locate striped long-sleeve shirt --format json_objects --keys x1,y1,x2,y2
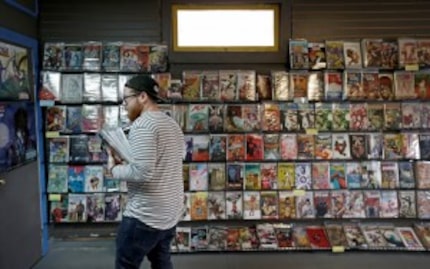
[{"x1": 112, "y1": 111, "x2": 184, "y2": 230}]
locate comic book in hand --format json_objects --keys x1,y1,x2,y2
[{"x1": 99, "y1": 127, "x2": 134, "y2": 164}]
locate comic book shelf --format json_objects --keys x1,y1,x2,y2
[{"x1": 39, "y1": 39, "x2": 430, "y2": 253}]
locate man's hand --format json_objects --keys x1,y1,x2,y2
[{"x1": 106, "y1": 147, "x2": 125, "y2": 175}]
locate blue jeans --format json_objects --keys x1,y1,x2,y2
[{"x1": 115, "y1": 216, "x2": 176, "y2": 269}]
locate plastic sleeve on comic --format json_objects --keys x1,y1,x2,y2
[
  {"x1": 82, "y1": 41, "x2": 102, "y2": 71},
  {"x1": 60, "y1": 74, "x2": 83, "y2": 103},
  {"x1": 101, "y1": 74, "x2": 119, "y2": 102},
  {"x1": 343, "y1": 41, "x2": 363, "y2": 69},
  {"x1": 83, "y1": 73, "x2": 102, "y2": 102},
  {"x1": 62, "y1": 43, "x2": 83, "y2": 71},
  {"x1": 43, "y1": 42, "x2": 64, "y2": 70},
  {"x1": 271, "y1": 70, "x2": 290, "y2": 101},
  {"x1": 40, "y1": 71, "x2": 62, "y2": 101}
]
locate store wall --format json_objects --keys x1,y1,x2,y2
[{"x1": 0, "y1": 2, "x2": 43, "y2": 269}]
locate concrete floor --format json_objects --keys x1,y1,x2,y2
[{"x1": 32, "y1": 239, "x2": 430, "y2": 269}]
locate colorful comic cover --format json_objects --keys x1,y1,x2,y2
[
  {"x1": 289, "y1": 39, "x2": 309, "y2": 69},
  {"x1": 67, "y1": 194, "x2": 87, "y2": 222},
  {"x1": 271, "y1": 70, "x2": 290, "y2": 101},
  {"x1": 361, "y1": 38, "x2": 382, "y2": 68},
  {"x1": 330, "y1": 162, "x2": 347, "y2": 190},
  {"x1": 244, "y1": 192, "x2": 261, "y2": 219},
  {"x1": 237, "y1": 70, "x2": 256, "y2": 101},
  {"x1": 414, "y1": 223, "x2": 430, "y2": 249},
  {"x1": 394, "y1": 71, "x2": 416, "y2": 100},
  {"x1": 86, "y1": 194, "x2": 105, "y2": 222},
  {"x1": 402, "y1": 102, "x2": 421, "y2": 129},
  {"x1": 306, "y1": 226, "x2": 331, "y2": 249},
  {"x1": 69, "y1": 135, "x2": 90, "y2": 162},
  {"x1": 102, "y1": 41, "x2": 121, "y2": 71},
  {"x1": 62, "y1": 43, "x2": 83, "y2": 71},
  {"x1": 398, "y1": 38, "x2": 418, "y2": 68},
  {"x1": 48, "y1": 137, "x2": 69, "y2": 163},
  {"x1": 343, "y1": 224, "x2": 368, "y2": 249},
  {"x1": 256, "y1": 74, "x2": 272, "y2": 101},
  {"x1": 152, "y1": 73, "x2": 170, "y2": 100},
  {"x1": 364, "y1": 191, "x2": 381, "y2": 218},
  {"x1": 296, "y1": 134, "x2": 315, "y2": 160},
  {"x1": 350, "y1": 103, "x2": 367, "y2": 131},
  {"x1": 82, "y1": 41, "x2": 102, "y2": 71},
  {"x1": 191, "y1": 135, "x2": 209, "y2": 161},
  {"x1": 244, "y1": 163, "x2": 261, "y2": 190},
  {"x1": 325, "y1": 223, "x2": 348, "y2": 247},
  {"x1": 264, "y1": 134, "x2": 280, "y2": 160},
  {"x1": 325, "y1": 41, "x2": 345, "y2": 69},
  {"x1": 226, "y1": 163, "x2": 243, "y2": 191},
  {"x1": 260, "y1": 191, "x2": 278, "y2": 219},
  {"x1": 332, "y1": 190, "x2": 348, "y2": 218},
  {"x1": 361, "y1": 161, "x2": 382, "y2": 189},
  {"x1": 367, "y1": 103, "x2": 384, "y2": 131},
  {"x1": 383, "y1": 133, "x2": 403, "y2": 160},
  {"x1": 346, "y1": 162, "x2": 363, "y2": 189},
  {"x1": 361, "y1": 225, "x2": 387, "y2": 248},
  {"x1": 207, "y1": 191, "x2": 226, "y2": 220},
  {"x1": 226, "y1": 191, "x2": 243, "y2": 219},
  {"x1": 81, "y1": 105, "x2": 102, "y2": 132},
  {"x1": 209, "y1": 134, "x2": 226, "y2": 161},
  {"x1": 262, "y1": 102, "x2": 281, "y2": 131},
  {"x1": 208, "y1": 163, "x2": 225, "y2": 191},
  {"x1": 223, "y1": 104, "x2": 243, "y2": 132},
  {"x1": 379, "y1": 225, "x2": 404, "y2": 248},
  {"x1": 314, "y1": 134, "x2": 332, "y2": 160},
  {"x1": 416, "y1": 161, "x2": 430, "y2": 189},
  {"x1": 378, "y1": 73, "x2": 395, "y2": 100},
  {"x1": 362, "y1": 72, "x2": 379, "y2": 100},
  {"x1": 43, "y1": 42, "x2": 63, "y2": 70},
  {"x1": 182, "y1": 71, "x2": 201, "y2": 100},
  {"x1": 350, "y1": 134, "x2": 368, "y2": 160},
  {"x1": 273, "y1": 223, "x2": 294, "y2": 249},
  {"x1": 384, "y1": 103, "x2": 402, "y2": 130},
  {"x1": 290, "y1": 71, "x2": 308, "y2": 99},
  {"x1": 149, "y1": 44, "x2": 168, "y2": 73},
  {"x1": 403, "y1": 133, "x2": 420, "y2": 160},
  {"x1": 40, "y1": 71, "x2": 61, "y2": 101},
  {"x1": 381, "y1": 40, "x2": 398, "y2": 69},
  {"x1": 242, "y1": 104, "x2": 260, "y2": 132},
  {"x1": 190, "y1": 192, "x2": 208, "y2": 220},
  {"x1": 308, "y1": 42, "x2": 326, "y2": 70},
  {"x1": 280, "y1": 103, "x2": 299, "y2": 131},
  {"x1": 278, "y1": 191, "x2": 296, "y2": 219},
  {"x1": 397, "y1": 227, "x2": 425, "y2": 250},
  {"x1": 298, "y1": 103, "x2": 315, "y2": 130},
  {"x1": 67, "y1": 165, "x2": 85, "y2": 193},
  {"x1": 45, "y1": 106, "x2": 66, "y2": 132},
  {"x1": 207, "y1": 226, "x2": 227, "y2": 250},
  {"x1": 417, "y1": 191, "x2": 430, "y2": 219},
  {"x1": 307, "y1": 71, "x2": 324, "y2": 101},
  {"x1": 50, "y1": 194, "x2": 69, "y2": 223},
  {"x1": 332, "y1": 133, "x2": 351, "y2": 159},
  {"x1": 312, "y1": 162, "x2": 330, "y2": 190},
  {"x1": 344, "y1": 190, "x2": 366, "y2": 218},
  {"x1": 280, "y1": 134, "x2": 297, "y2": 160},
  {"x1": 227, "y1": 134, "x2": 245, "y2": 161},
  {"x1": 292, "y1": 225, "x2": 311, "y2": 249},
  {"x1": 379, "y1": 191, "x2": 399, "y2": 218},
  {"x1": 200, "y1": 71, "x2": 219, "y2": 100},
  {"x1": 324, "y1": 71, "x2": 343, "y2": 100},
  {"x1": 344, "y1": 71, "x2": 364, "y2": 100},
  {"x1": 295, "y1": 163, "x2": 312, "y2": 190},
  {"x1": 380, "y1": 161, "x2": 399, "y2": 189},
  {"x1": 245, "y1": 134, "x2": 263, "y2": 161},
  {"x1": 332, "y1": 103, "x2": 350, "y2": 131},
  {"x1": 277, "y1": 163, "x2": 295, "y2": 190},
  {"x1": 343, "y1": 41, "x2": 362, "y2": 69},
  {"x1": 367, "y1": 133, "x2": 383, "y2": 159},
  {"x1": 47, "y1": 165, "x2": 68, "y2": 193},
  {"x1": 219, "y1": 70, "x2": 237, "y2": 101},
  {"x1": 295, "y1": 191, "x2": 315, "y2": 219},
  {"x1": 314, "y1": 102, "x2": 332, "y2": 131},
  {"x1": 260, "y1": 163, "x2": 277, "y2": 190},
  {"x1": 398, "y1": 191, "x2": 416, "y2": 218},
  {"x1": 314, "y1": 191, "x2": 332, "y2": 218},
  {"x1": 398, "y1": 161, "x2": 415, "y2": 188},
  {"x1": 189, "y1": 163, "x2": 208, "y2": 191},
  {"x1": 415, "y1": 71, "x2": 430, "y2": 99},
  {"x1": 187, "y1": 104, "x2": 209, "y2": 132}
]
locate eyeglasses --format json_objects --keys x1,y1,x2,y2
[{"x1": 122, "y1": 93, "x2": 139, "y2": 105}]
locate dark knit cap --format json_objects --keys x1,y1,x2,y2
[{"x1": 125, "y1": 75, "x2": 165, "y2": 102}]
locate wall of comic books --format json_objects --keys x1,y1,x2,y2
[{"x1": 40, "y1": 39, "x2": 430, "y2": 252}]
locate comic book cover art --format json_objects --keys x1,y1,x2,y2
[
  {"x1": 226, "y1": 191, "x2": 243, "y2": 219},
  {"x1": 379, "y1": 225, "x2": 404, "y2": 248},
  {"x1": 207, "y1": 192, "x2": 226, "y2": 220},
  {"x1": 417, "y1": 191, "x2": 430, "y2": 219},
  {"x1": 187, "y1": 104, "x2": 209, "y2": 132},
  {"x1": 378, "y1": 73, "x2": 395, "y2": 101},
  {"x1": 191, "y1": 135, "x2": 210, "y2": 161},
  {"x1": 397, "y1": 227, "x2": 425, "y2": 250},
  {"x1": 344, "y1": 190, "x2": 365, "y2": 218},
  {"x1": 61, "y1": 73, "x2": 83, "y2": 103},
  {"x1": 362, "y1": 39, "x2": 382, "y2": 68},
  {"x1": 208, "y1": 163, "x2": 226, "y2": 191},
  {"x1": 190, "y1": 192, "x2": 208, "y2": 220},
  {"x1": 367, "y1": 133, "x2": 383, "y2": 159},
  {"x1": 102, "y1": 41, "x2": 120, "y2": 71},
  {"x1": 176, "y1": 227, "x2": 191, "y2": 251},
  {"x1": 416, "y1": 161, "x2": 430, "y2": 189},
  {"x1": 343, "y1": 41, "x2": 362, "y2": 69},
  {"x1": 81, "y1": 105, "x2": 102, "y2": 132},
  {"x1": 361, "y1": 225, "x2": 387, "y2": 248},
  {"x1": 398, "y1": 38, "x2": 418, "y2": 68},
  {"x1": 394, "y1": 71, "x2": 416, "y2": 100},
  {"x1": 262, "y1": 103, "x2": 281, "y2": 131},
  {"x1": 242, "y1": 104, "x2": 260, "y2": 132},
  {"x1": 207, "y1": 226, "x2": 227, "y2": 250},
  {"x1": 326, "y1": 41, "x2": 345, "y2": 69},
  {"x1": 50, "y1": 194, "x2": 69, "y2": 223},
  {"x1": 209, "y1": 135, "x2": 226, "y2": 161},
  {"x1": 237, "y1": 70, "x2": 256, "y2": 101},
  {"x1": 379, "y1": 191, "x2": 399, "y2": 218},
  {"x1": 260, "y1": 191, "x2": 278, "y2": 219},
  {"x1": 295, "y1": 163, "x2": 312, "y2": 190},
  {"x1": 297, "y1": 134, "x2": 315, "y2": 160},
  {"x1": 307, "y1": 71, "x2": 324, "y2": 101},
  {"x1": 260, "y1": 163, "x2": 277, "y2": 190},
  {"x1": 332, "y1": 103, "x2": 350, "y2": 131},
  {"x1": 223, "y1": 105, "x2": 243, "y2": 132},
  {"x1": 350, "y1": 103, "x2": 367, "y2": 131},
  {"x1": 263, "y1": 134, "x2": 279, "y2": 160},
  {"x1": 398, "y1": 161, "x2": 415, "y2": 188},
  {"x1": 306, "y1": 226, "x2": 331, "y2": 249},
  {"x1": 67, "y1": 194, "x2": 87, "y2": 222},
  {"x1": 398, "y1": 191, "x2": 416, "y2": 218},
  {"x1": 312, "y1": 162, "x2": 330, "y2": 190},
  {"x1": 324, "y1": 71, "x2": 343, "y2": 100},
  {"x1": 292, "y1": 226, "x2": 311, "y2": 248},
  {"x1": 361, "y1": 161, "x2": 382, "y2": 189},
  {"x1": 239, "y1": 226, "x2": 259, "y2": 250},
  {"x1": 43, "y1": 42, "x2": 63, "y2": 70},
  {"x1": 192, "y1": 226, "x2": 208, "y2": 250},
  {"x1": 47, "y1": 165, "x2": 68, "y2": 193},
  {"x1": 298, "y1": 103, "x2": 315, "y2": 130},
  {"x1": 149, "y1": 44, "x2": 168, "y2": 73},
  {"x1": 189, "y1": 163, "x2": 208, "y2": 191},
  {"x1": 67, "y1": 165, "x2": 85, "y2": 193},
  {"x1": 343, "y1": 224, "x2": 368, "y2": 249},
  {"x1": 415, "y1": 71, "x2": 430, "y2": 99},
  {"x1": 290, "y1": 71, "x2": 308, "y2": 99},
  {"x1": 135, "y1": 44, "x2": 150, "y2": 72},
  {"x1": 39, "y1": 71, "x2": 61, "y2": 101},
  {"x1": 168, "y1": 79, "x2": 182, "y2": 100},
  {"x1": 82, "y1": 41, "x2": 102, "y2": 71},
  {"x1": 280, "y1": 103, "x2": 299, "y2": 131},
  {"x1": 226, "y1": 227, "x2": 241, "y2": 250},
  {"x1": 277, "y1": 163, "x2": 295, "y2": 190},
  {"x1": 308, "y1": 42, "x2": 326, "y2": 70},
  {"x1": 45, "y1": 106, "x2": 66, "y2": 132},
  {"x1": 330, "y1": 162, "x2": 347, "y2": 190},
  {"x1": 205, "y1": 105, "x2": 223, "y2": 133},
  {"x1": 273, "y1": 223, "x2": 294, "y2": 249},
  {"x1": 296, "y1": 192, "x2": 315, "y2": 219},
  {"x1": 350, "y1": 134, "x2": 367, "y2": 160},
  {"x1": 384, "y1": 103, "x2": 402, "y2": 130},
  {"x1": 332, "y1": 133, "x2": 351, "y2": 159},
  {"x1": 325, "y1": 223, "x2": 348, "y2": 247},
  {"x1": 344, "y1": 71, "x2": 364, "y2": 100},
  {"x1": 83, "y1": 73, "x2": 102, "y2": 102},
  {"x1": 69, "y1": 135, "x2": 90, "y2": 163},
  {"x1": 280, "y1": 134, "x2": 297, "y2": 160},
  {"x1": 86, "y1": 193, "x2": 105, "y2": 222},
  {"x1": 226, "y1": 163, "x2": 243, "y2": 190},
  {"x1": 257, "y1": 74, "x2": 272, "y2": 101},
  {"x1": 219, "y1": 70, "x2": 237, "y2": 101},
  {"x1": 278, "y1": 191, "x2": 296, "y2": 219},
  {"x1": 314, "y1": 191, "x2": 331, "y2": 218},
  {"x1": 289, "y1": 39, "x2": 309, "y2": 69},
  {"x1": 381, "y1": 41, "x2": 398, "y2": 69},
  {"x1": 182, "y1": 71, "x2": 201, "y2": 100},
  {"x1": 367, "y1": 103, "x2": 384, "y2": 131},
  {"x1": 417, "y1": 39, "x2": 430, "y2": 68},
  {"x1": 381, "y1": 162, "x2": 399, "y2": 189},
  {"x1": 62, "y1": 43, "x2": 82, "y2": 71},
  {"x1": 314, "y1": 102, "x2": 332, "y2": 131},
  {"x1": 152, "y1": 73, "x2": 170, "y2": 100},
  {"x1": 414, "y1": 223, "x2": 430, "y2": 249},
  {"x1": 227, "y1": 134, "x2": 245, "y2": 161},
  {"x1": 271, "y1": 70, "x2": 290, "y2": 101},
  {"x1": 362, "y1": 72, "x2": 380, "y2": 100},
  {"x1": 383, "y1": 133, "x2": 403, "y2": 160},
  {"x1": 200, "y1": 71, "x2": 219, "y2": 100},
  {"x1": 119, "y1": 43, "x2": 139, "y2": 72},
  {"x1": 257, "y1": 223, "x2": 278, "y2": 249},
  {"x1": 419, "y1": 134, "x2": 430, "y2": 159},
  {"x1": 244, "y1": 163, "x2": 261, "y2": 190},
  {"x1": 48, "y1": 137, "x2": 69, "y2": 163},
  {"x1": 402, "y1": 102, "x2": 421, "y2": 129},
  {"x1": 245, "y1": 134, "x2": 263, "y2": 161},
  {"x1": 346, "y1": 162, "x2": 363, "y2": 189},
  {"x1": 364, "y1": 191, "x2": 381, "y2": 218}
]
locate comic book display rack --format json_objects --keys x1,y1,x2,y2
[{"x1": 40, "y1": 38, "x2": 430, "y2": 252}]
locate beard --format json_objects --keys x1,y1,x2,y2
[{"x1": 127, "y1": 104, "x2": 143, "y2": 122}]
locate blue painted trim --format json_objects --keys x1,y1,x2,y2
[
  {"x1": 0, "y1": 27, "x2": 48, "y2": 255},
  {"x1": 4, "y1": 0, "x2": 39, "y2": 18}
]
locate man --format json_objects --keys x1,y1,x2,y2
[{"x1": 107, "y1": 75, "x2": 184, "y2": 269}]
